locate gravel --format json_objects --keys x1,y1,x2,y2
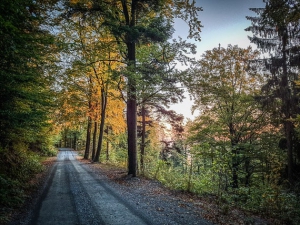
[
  {"x1": 8, "y1": 150, "x2": 213, "y2": 225},
  {"x1": 8, "y1": 148, "x2": 280, "y2": 225},
  {"x1": 82, "y1": 161, "x2": 213, "y2": 225},
  {"x1": 8, "y1": 150, "x2": 275, "y2": 225}
]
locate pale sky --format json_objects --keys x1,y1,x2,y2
[{"x1": 170, "y1": 0, "x2": 265, "y2": 121}]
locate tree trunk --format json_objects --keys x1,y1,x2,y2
[
  {"x1": 232, "y1": 148, "x2": 239, "y2": 188},
  {"x1": 64, "y1": 129, "x2": 67, "y2": 147},
  {"x1": 91, "y1": 121, "x2": 97, "y2": 161},
  {"x1": 230, "y1": 122, "x2": 239, "y2": 188},
  {"x1": 281, "y1": 29, "x2": 294, "y2": 185},
  {"x1": 73, "y1": 132, "x2": 77, "y2": 150},
  {"x1": 94, "y1": 88, "x2": 107, "y2": 162},
  {"x1": 84, "y1": 116, "x2": 92, "y2": 159},
  {"x1": 245, "y1": 158, "x2": 251, "y2": 187},
  {"x1": 285, "y1": 120, "x2": 293, "y2": 184},
  {"x1": 122, "y1": 0, "x2": 138, "y2": 177},
  {"x1": 140, "y1": 105, "x2": 146, "y2": 173},
  {"x1": 127, "y1": 93, "x2": 137, "y2": 176},
  {"x1": 106, "y1": 126, "x2": 109, "y2": 161}
]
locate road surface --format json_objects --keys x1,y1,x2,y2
[{"x1": 29, "y1": 148, "x2": 151, "y2": 225}]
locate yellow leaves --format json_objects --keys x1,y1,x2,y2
[
  {"x1": 86, "y1": 1, "x2": 92, "y2": 9},
  {"x1": 295, "y1": 79, "x2": 300, "y2": 87},
  {"x1": 69, "y1": 0, "x2": 78, "y2": 5},
  {"x1": 86, "y1": 58, "x2": 126, "y2": 134},
  {"x1": 106, "y1": 97, "x2": 126, "y2": 134},
  {"x1": 69, "y1": 0, "x2": 92, "y2": 9}
]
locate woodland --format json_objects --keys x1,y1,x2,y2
[{"x1": 0, "y1": 0, "x2": 300, "y2": 224}]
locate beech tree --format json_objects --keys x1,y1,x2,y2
[
  {"x1": 186, "y1": 45, "x2": 266, "y2": 188},
  {"x1": 57, "y1": 8, "x2": 125, "y2": 161}
]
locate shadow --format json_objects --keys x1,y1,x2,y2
[{"x1": 58, "y1": 148, "x2": 74, "y2": 151}]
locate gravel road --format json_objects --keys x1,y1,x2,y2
[{"x1": 18, "y1": 148, "x2": 213, "y2": 225}]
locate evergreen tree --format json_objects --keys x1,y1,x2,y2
[
  {"x1": 245, "y1": 0, "x2": 300, "y2": 185},
  {"x1": 0, "y1": 0, "x2": 56, "y2": 147},
  {"x1": 0, "y1": 0, "x2": 58, "y2": 210}
]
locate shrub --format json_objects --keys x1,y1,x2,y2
[{"x1": 0, "y1": 175, "x2": 24, "y2": 208}]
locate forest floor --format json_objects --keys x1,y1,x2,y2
[{"x1": 7, "y1": 150, "x2": 284, "y2": 225}]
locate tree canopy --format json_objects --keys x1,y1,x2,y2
[{"x1": 2, "y1": 1, "x2": 300, "y2": 224}]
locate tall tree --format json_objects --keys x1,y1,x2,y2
[
  {"x1": 0, "y1": 0, "x2": 57, "y2": 148},
  {"x1": 134, "y1": 42, "x2": 194, "y2": 171},
  {"x1": 186, "y1": 45, "x2": 265, "y2": 188},
  {"x1": 64, "y1": 0, "x2": 202, "y2": 176},
  {"x1": 246, "y1": 0, "x2": 300, "y2": 184},
  {"x1": 0, "y1": 0, "x2": 59, "y2": 209}
]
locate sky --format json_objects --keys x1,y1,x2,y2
[{"x1": 170, "y1": 0, "x2": 265, "y2": 121}]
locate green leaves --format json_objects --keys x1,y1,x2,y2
[
  {"x1": 0, "y1": 4, "x2": 58, "y2": 213},
  {"x1": 0, "y1": 0, "x2": 56, "y2": 146},
  {"x1": 185, "y1": 45, "x2": 272, "y2": 189}
]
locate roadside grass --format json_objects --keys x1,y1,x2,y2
[{"x1": 80, "y1": 158, "x2": 292, "y2": 225}]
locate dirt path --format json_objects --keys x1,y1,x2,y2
[
  {"x1": 28, "y1": 149, "x2": 156, "y2": 225},
  {"x1": 26, "y1": 149, "x2": 212, "y2": 225}
]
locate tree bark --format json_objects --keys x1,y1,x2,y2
[
  {"x1": 125, "y1": 0, "x2": 138, "y2": 177},
  {"x1": 91, "y1": 121, "x2": 97, "y2": 161},
  {"x1": 94, "y1": 88, "x2": 107, "y2": 162},
  {"x1": 127, "y1": 89, "x2": 137, "y2": 176},
  {"x1": 106, "y1": 126, "x2": 109, "y2": 161},
  {"x1": 140, "y1": 105, "x2": 146, "y2": 173},
  {"x1": 84, "y1": 116, "x2": 92, "y2": 159},
  {"x1": 281, "y1": 28, "x2": 294, "y2": 185}
]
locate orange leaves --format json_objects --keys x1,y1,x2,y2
[{"x1": 69, "y1": 0, "x2": 93, "y2": 9}]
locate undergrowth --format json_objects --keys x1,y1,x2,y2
[
  {"x1": 90, "y1": 146, "x2": 300, "y2": 224},
  {"x1": 0, "y1": 144, "x2": 57, "y2": 223},
  {"x1": 142, "y1": 159, "x2": 300, "y2": 225}
]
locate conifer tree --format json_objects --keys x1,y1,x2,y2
[
  {"x1": 0, "y1": 0, "x2": 57, "y2": 148},
  {"x1": 245, "y1": 0, "x2": 300, "y2": 184},
  {"x1": 0, "y1": 0, "x2": 58, "y2": 207}
]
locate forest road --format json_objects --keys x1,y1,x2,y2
[{"x1": 28, "y1": 148, "x2": 152, "y2": 225}]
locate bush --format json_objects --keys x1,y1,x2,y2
[
  {"x1": 0, "y1": 143, "x2": 48, "y2": 222},
  {"x1": 0, "y1": 175, "x2": 24, "y2": 208},
  {"x1": 0, "y1": 145, "x2": 43, "y2": 206},
  {"x1": 0, "y1": 175, "x2": 25, "y2": 223},
  {"x1": 0, "y1": 144, "x2": 43, "y2": 182},
  {"x1": 40, "y1": 145, "x2": 58, "y2": 157}
]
